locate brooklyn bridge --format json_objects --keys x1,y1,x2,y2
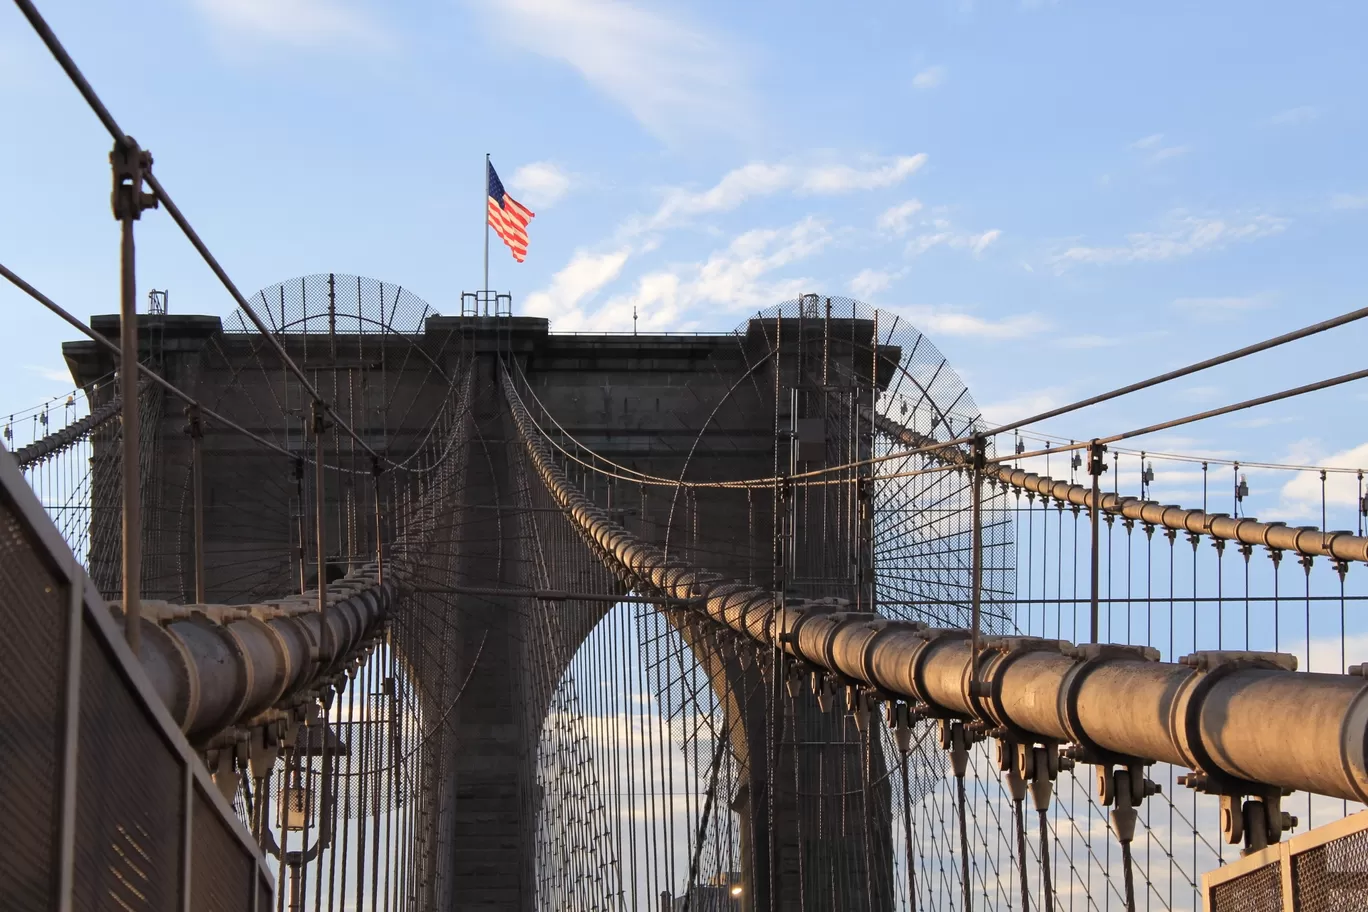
[{"x1": 6, "y1": 3, "x2": 1368, "y2": 912}]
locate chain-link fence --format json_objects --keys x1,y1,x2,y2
[
  {"x1": 1205, "y1": 809, "x2": 1368, "y2": 911},
  {"x1": 0, "y1": 442, "x2": 272, "y2": 911}
]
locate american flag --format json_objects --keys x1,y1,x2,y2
[{"x1": 487, "y1": 161, "x2": 535, "y2": 263}]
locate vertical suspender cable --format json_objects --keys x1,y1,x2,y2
[
  {"x1": 186, "y1": 404, "x2": 205, "y2": 603},
  {"x1": 1038, "y1": 808, "x2": 1054, "y2": 912}
]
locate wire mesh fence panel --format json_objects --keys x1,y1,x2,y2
[
  {"x1": 1292, "y1": 828, "x2": 1368, "y2": 911},
  {"x1": 72, "y1": 624, "x2": 186, "y2": 912},
  {"x1": 2, "y1": 444, "x2": 270, "y2": 912},
  {"x1": 1209, "y1": 861, "x2": 1285, "y2": 912},
  {"x1": 0, "y1": 495, "x2": 68, "y2": 912},
  {"x1": 193, "y1": 784, "x2": 256, "y2": 912}
]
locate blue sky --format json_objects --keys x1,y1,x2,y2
[{"x1": 3, "y1": 0, "x2": 1367, "y2": 525}]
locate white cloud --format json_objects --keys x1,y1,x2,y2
[
  {"x1": 850, "y1": 268, "x2": 899, "y2": 298},
  {"x1": 1129, "y1": 133, "x2": 1187, "y2": 163},
  {"x1": 1228, "y1": 415, "x2": 1298, "y2": 430},
  {"x1": 592, "y1": 217, "x2": 832, "y2": 331},
  {"x1": 1280, "y1": 440, "x2": 1368, "y2": 513},
  {"x1": 193, "y1": 0, "x2": 390, "y2": 48},
  {"x1": 1052, "y1": 211, "x2": 1286, "y2": 268},
  {"x1": 800, "y1": 156, "x2": 928, "y2": 193},
  {"x1": 1266, "y1": 105, "x2": 1320, "y2": 127},
  {"x1": 509, "y1": 162, "x2": 572, "y2": 209},
  {"x1": 478, "y1": 0, "x2": 750, "y2": 143},
  {"x1": 25, "y1": 364, "x2": 74, "y2": 385},
  {"x1": 1331, "y1": 193, "x2": 1368, "y2": 210},
  {"x1": 648, "y1": 155, "x2": 927, "y2": 228},
  {"x1": 889, "y1": 305, "x2": 1047, "y2": 341},
  {"x1": 876, "y1": 199, "x2": 924, "y2": 235},
  {"x1": 968, "y1": 228, "x2": 1001, "y2": 254},
  {"x1": 1171, "y1": 295, "x2": 1268, "y2": 321},
  {"x1": 523, "y1": 248, "x2": 631, "y2": 324},
  {"x1": 912, "y1": 65, "x2": 947, "y2": 90},
  {"x1": 906, "y1": 220, "x2": 1001, "y2": 257},
  {"x1": 976, "y1": 387, "x2": 1068, "y2": 427}
]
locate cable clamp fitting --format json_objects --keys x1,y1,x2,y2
[{"x1": 110, "y1": 136, "x2": 157, "y2": 222}]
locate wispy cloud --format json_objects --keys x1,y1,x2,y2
[
  {"x1": 876, "y1": 199, "x2": 924, "y2": 235},
  {"x1": 25, "y1": 364, "x2": 73, "y2": 385},
  {"x1": 906, "y1": 220, "x2": 1001, "y2": 257},
  {"x1": 1228, "y1": 415, "x2": 1298, "y2": 430},
  {"x1": 193, "y1": 0, "x2": 391, "y2": 49},
  {"x1": 1331, "y1": 193, "x2": 1368, "y2": 211},
  {"x1": 1129, "y1": 133, "x2": 1187, "y2": 164},
  {"x1": 510, "y1": 161, "x2": 572, "y2": 209},
  {"x1": 532, "y1": 217, "x2": 831, "y2": 332},
  {"x1": 1051, "y1": 211, "x2": 1286, "y2": 269},
  {"x1": 889, "y1": 305, "x2": 1047, "y2": 341},
  {"x1": 1279, "y1": 439, "x2": 1368, "y2": 516},
  {"x1": 976, "y1": 387, "x2": 1068, "y2": 427},
  {"x1": 523, "y1": 248, "x2": 631, "y2": 323},
  {"x1": 1171, "y1": 295, "x2": 1268, "y2": 321},
  {"x1": 850, "y1": 268, "x2": 901, "y2": 298},
  {"x1": 912, "y1": 65, "x2": 947, "y2": 90},
  {"x1": 478, "y1": 0, "x2": 750, "y2": 143},
  {"x1": 1265, "y1": 105, "x2": 1320, "y2": 127},
  {"x1": 645, "y1": 155, "x2": 927, "y2": 228}
]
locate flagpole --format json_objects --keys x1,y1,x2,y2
[{"x1": 483, "y1": 153, "x2": 490, "y2": 303}]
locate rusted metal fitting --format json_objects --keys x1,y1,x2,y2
[
  {"x1": 109, "y1": 136, "x2": 157, "y2": 221},
  {"x1": 182, "y1": 403, "x2": 204, "y2": 438},
  {"x1": 311, "y1": 399, "x2": 333, "y2": 435}
]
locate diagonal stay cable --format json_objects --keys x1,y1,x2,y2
[
  {"x1": 1002, "y1": 365, "x2": 1368, "y2": 464},
  {"x1": 983, "y1": 301, "x2": 1368, "y2": 437},
  {"x1": 12, "y1": 0, "x2": 381, "y2": 463},
  {"x1": 2, "y1": 260, "x2": 295, "y2": 460}
]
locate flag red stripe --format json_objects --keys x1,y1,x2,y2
[
  {"x1": 491, "y1": 214, "x2": 529, "y2": 242},
  {"x1": 486, "y1": 189, "x2": 534, "y2": 263}
]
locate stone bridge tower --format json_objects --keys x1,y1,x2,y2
[{"x1": 65, "y1": 290, "x2": 963, "y2": 912}]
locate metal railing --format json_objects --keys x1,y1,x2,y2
[{"x1": 0, "y1": 441, "x2": 273, "y2": 912}]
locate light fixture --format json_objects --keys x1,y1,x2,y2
[
  {"x1": 730, "y1": 885, "x2": 744, "y2": 896},
  {"x1": 1236, "y1": 474, "x2": 1249, "y2": 501}
]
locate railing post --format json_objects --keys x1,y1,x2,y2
[
  {"x1": 56, "y1": 551, "x2": 85, "y2": 912},
  {"x1": 294, "y1": 457, "x2": 306, "y2": 595},
  {"x1": 1087, "y1": 440, "x2": 1108, "y2": 642},
  {"x1": 185, "y1": 404, "x2": 205, "y2": 603},
  {"x1": 110, "y1": 134, "x2": 157, "y2": 650},
  {"x1": 313, "y1": 400, "x2": 332, "y2": 614},
  {"x1": 181, "y1": 759, "x2": 194, "y2": 912},
  {"x1": 373, "y1": 456, "x2": 384, "y2": 585},
  {"x1": 969, "y1": 436, "x2": 986, "y2": 688}
]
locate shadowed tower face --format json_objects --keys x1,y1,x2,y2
[{"x1": 65, "y1": 280, "x2": 1006, "y2": 911}]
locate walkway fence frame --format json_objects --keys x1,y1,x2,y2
[{"x1": 0, "y1": 441, "x2": 272, "y2": 912}]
